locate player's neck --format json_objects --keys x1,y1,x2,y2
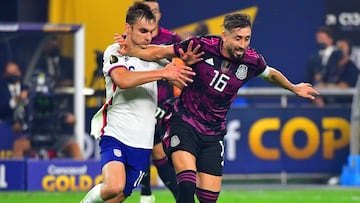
[{"x1": 220, "y1": 45, "x2": 231, "y2": 59}]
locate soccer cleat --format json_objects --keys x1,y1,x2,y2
[{"x1": 140, "y1": 195, "x2": 155, "y2": 203}]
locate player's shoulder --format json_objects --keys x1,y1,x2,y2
[
  {"x1": 194, "y1": 35, "x2": 221, "y2": 46},
  {"x1": 104, "y1": 43, "x2": 121, "y2": 57},
  {"x1": 159, "y1": 27, "x2": 180, "y2": 38},
  {"x1": 245, "y1": 47, "x2": 261, "y2": 57},
  {"x1": 243, "y1": 47, "x2": 266, "y2": 66},
  {"x1": 157, "y1": 27, "x2": 181, "y2": 43}
]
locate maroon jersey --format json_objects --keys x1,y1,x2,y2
[
  {"x1": 172, "y1": 35, "x2": 267, "y2": 135},
  {"x1": 151, "y1": 27, "x2": 182, "y2": 107}
]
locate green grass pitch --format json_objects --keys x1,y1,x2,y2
[{"x1": 1, "y1": 187, "x2": 360, "y2": 203}]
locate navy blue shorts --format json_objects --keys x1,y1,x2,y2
[
  {"x1": 162, "y1": 116, "x2": 225, "y2": 176},
  {"x1": 100, "y1": 136, "x2": 151, "y2": 196}
]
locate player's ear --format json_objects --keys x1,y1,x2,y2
[
  {"x1": 125, "y1": 23, "x2": 131, "y2": 34},
  {"x1": 221, "y1": 31, "x2": 227, "y2": 42}
]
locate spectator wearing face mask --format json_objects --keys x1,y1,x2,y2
[
  {"x1": 0, "y1": 61, "x2": 31, "y2": 158},
  {"x1": 0, "y1": 61, "x2": 28, "y2": 127},
  {"x1": 313, "y1": 39, "x2": 360, "y2": 106},
  {"x1": 36, "y1": 35, "x2": 74, "y2": 87},
  {"x1": 305, "y1": 26, "x2": 343, "y2": 85},
  {"x1": 305, "y1": 26, "x2": 343, "y2": 106},
  {"x1": 28, "y1": 35, "x2": 83, "y2": 160}
]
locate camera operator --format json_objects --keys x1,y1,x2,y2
[
  {"x1": 28, "y1": 35, "x2": 83, "y2": 160},
  {"x1": 27, "y1": 70, "x2": 83, "y2": 160}
]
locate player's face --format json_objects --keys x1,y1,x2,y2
[
  {"x1": 143, "y1": 1, "x2": 161, "y2": 26},
  {"x1": 127, "y1": 18, "x2": 156, "y2": 47},
  {"x1": 221, "y1": 26, "x2": 251, "y2": 60}
]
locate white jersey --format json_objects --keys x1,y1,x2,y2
[{"x1": 91, "y1": 43, "x2": 165, "y2": 149}]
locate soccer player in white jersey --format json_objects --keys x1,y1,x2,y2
[
  {"x1": 116, "y1": 13, "x2": 319, "y2": 203},
  {"x1": 80, "y1": 2, "x2": 194, "y2": 203}
]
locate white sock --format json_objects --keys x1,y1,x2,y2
[{"x1": 81, "y1": 183, "x2": 104, "y2": 203}]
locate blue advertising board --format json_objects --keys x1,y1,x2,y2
[
  {"x1": 0, "y1": 160, "x2": 26, "y2": 191},
  {"x1": 27, "y1": 159, "x2": 101, "y2": 191},
  {"x1": 223, "y1": 107, "x2": 350, "y2": 174},
  {"x1": 0, "y1": 106, "x2": 352, "y2": 191}
]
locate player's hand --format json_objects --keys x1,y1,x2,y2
[
  {"x1": 162, "y1": 62, "x2": 195, "y2": 87},
  {"x1": 114, "y1": 33, "x2": 138, "y2": 56},
  {"x1": 293, "y1": 82, "x2": 319, "y2": 100},
  {"x1": 179, "y1": 40, "x2": 204, "y2": 65}
]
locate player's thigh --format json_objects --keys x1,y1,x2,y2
[
  {"x1": 102, "y1": 160, "x2": 126, "y2": 190},
  {"x1": 171, "y1": 150, "x2": 196, "y2": 173},
  {"x1": 164, "y1": 117, "x2": 198, "y2": 173},
  {"x1": 196, "y1": 134, "x2": 224, "y2": 191},
  {"x1": 152, "y1": 142, "x2": 166, "y2": 160},
  {"x1": 197, "y1": 172, "x2": 222, "y2": 192},
  {"x1": 197, "y1": 134, "x2": 224, "y2": 176},
  {"x1": 99, "y1": 136, "x2": 127, "y2": 191},
  {"x1": 123, "y1": 145, "x2": 151, "y2": 196}
]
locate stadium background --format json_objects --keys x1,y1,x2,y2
[{"x1": 0, "y1": 0, "x2": 360, "y2": 192}]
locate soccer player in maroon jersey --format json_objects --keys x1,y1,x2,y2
[
  {"x1": 116, "y1": 13, "x2": 319, "y2": 203},
  {"x1": 140, "y1": 1, "x2": 182, "y2": 203}
]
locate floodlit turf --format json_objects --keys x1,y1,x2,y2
[{"x1": 1, "y1": 187, "x2": 360, "y2": 203}]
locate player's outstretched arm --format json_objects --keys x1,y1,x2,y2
[
  {"x1": 114, "y1": 33, "x2": 204, "y2": 64},
  {"x1": 114, "y1": 33, "x2": 174, "y2": 60},
  {"x1": 262, "y1": 66, "x2": 319, "y2": 100},
  {"x1": 110, "y1": 64, "x2": 195, "y2": 89}
]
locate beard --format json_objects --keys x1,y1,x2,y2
[{"x1": 227, "y1": 46, "x2": 244, "y2": 60}]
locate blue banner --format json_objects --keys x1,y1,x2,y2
[
  {"x1": 223, "y1": 107, "x2": 350, "y2": 174},
  {"x1": 27, "y1": 159, "x2": 101, "y2": 191},
  {"x1": 0, "y1": 160, "x2": 26, "y2": 191}
]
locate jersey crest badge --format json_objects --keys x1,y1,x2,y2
[
  {"x1": 170, "y1": 135, "x2": 180, "y2": 147},
  {"x1": 113, "y1": 149, "x2": 122, "y2": 157},
  {"x1": 221, "y1": 60, "x2": 231, "y2": 73},
  {"x1": 236, "y1": 64, "x2": 248, "y2": 80},
  {"x1": 110, "y1": 55, "x2": 118, "y2": 64}
]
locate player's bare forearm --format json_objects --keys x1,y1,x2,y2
[
  {"x1": 111, "y1": 64, "x2": 194, "y2": 89},
  {"x1": 139, "y1": 45, "x2": 175, "y2": 60},
  {"x1": 115, "y1": 33, "x2": 203, "y2": 64},
  {"x1": 265, "y1": 68, "x2": 294, "y2": 91},
  {"x1": 265, "y1": 68, "x2": 319, "y2": 100},
  {"x1": 111, "y1": 68, "x2": 167, "y2": 89},
  {"x1": 114, "y1": 33, "x2": 175, "y2": 60}
]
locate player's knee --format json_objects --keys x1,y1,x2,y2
[{"x1": 102, "y1": 183, "x2": 124, "y2": 199}]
